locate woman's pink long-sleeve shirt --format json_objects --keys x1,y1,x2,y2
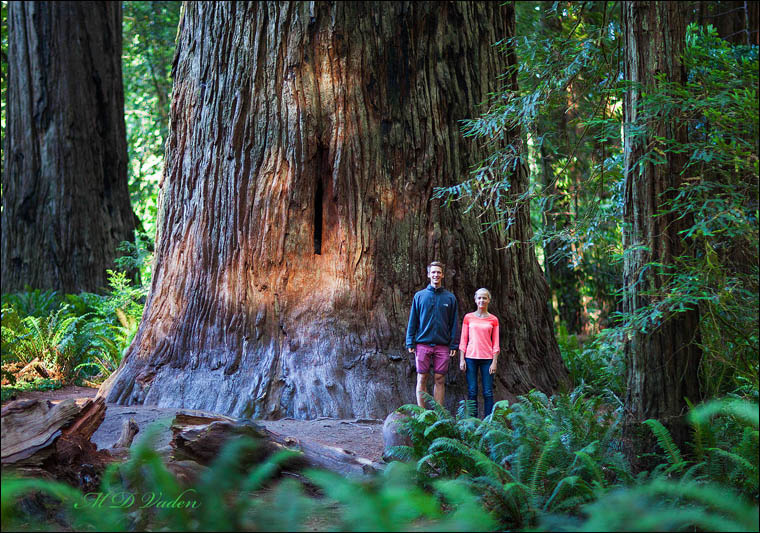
[{"x1": 459, "y1": 312, "x2": 500, "y2": 359}]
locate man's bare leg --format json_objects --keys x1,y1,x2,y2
[
  {"x1": 416, "y1": 373, "x2": 429, "y2": 408},
  {"x1": 433, "y1": 373, "x2": 446, "y2": 406}
]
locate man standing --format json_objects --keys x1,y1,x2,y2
[{"x1": 406, "y1": 261, "x2": 459, "y2": 408}]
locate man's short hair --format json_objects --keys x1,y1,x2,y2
[{"x1": 427, "y1": 261, "x2": 445, "y2": 274}]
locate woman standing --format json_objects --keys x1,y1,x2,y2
[{"x1": 459, "y1": 288, "x2": 500, "y2": 417}]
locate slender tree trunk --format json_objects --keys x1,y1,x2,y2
[
  {"x1": 1, "y1": 2, "x2": 136, "y2": 293},
  {"x1": 622, "y1": 1, "x2": 702, "y2": 455},
  {"x1": 100, "y1": 1, "x2": 566, "y2": 419}
]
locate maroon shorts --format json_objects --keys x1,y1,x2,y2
[{"x1": 415, "y1": 344, "x2": 451, "y2": 374}]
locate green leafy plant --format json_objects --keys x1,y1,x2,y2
[
  {"x1": 388, "y1": 388, "x2": 629, "y2": 528},
  {"x1": 563, "y1": 477, "x2": 759, "y2": 532},
  {"x1": 115, "y1": 231, "x2": 155, "y2": 287},
  {"x1": 1, "y1": 271, "x2": 145, "y2": 387},
  {"x1": 122, "y1": 1, "x2": 181, "y2": 243},
  {"x1": 2, "y1": 426, "x2": 499, "y2": 532},
  {"x1": 0, "y1": 378, "x2": 62, "y2": 403},
  {"x1": 1, "y1": 288, "x2": 62, "y2": 318},
  {"x1": 6, "y1": 306, "x2": 82, "y2": 368},
  {"x1": 559, "y1": 326, "x2": 625, "y2": 400}
]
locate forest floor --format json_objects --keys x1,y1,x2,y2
[{"x1": 2, "y1": 385, "x2": 386, "y2": 463}]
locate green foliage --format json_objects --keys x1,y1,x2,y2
[
  {"x1": 391, "y1": 391, "x2": 759, "y2": 531},
  {"x1": 115, "y1": 231, "x2": 155, "y2": 287},
  {"x1": 122, "y1": 1, "x2": 181, "y2": 243},
  {"x1": 564, "y1": 478, "x2": 759, "y2": 532},
  {"x1": 1, "y1": 476, "x2": 125, "y2": 532},
  {"x1": 643, "y1": 419, "x2": 685, "y2": 468},
  {"x1": 2, "y1": 428, "x2": 498, "y2": 532},
  {"x1": 436, "y1": 3, "x2": 757, "y2": 403},
  {"x1": 435, "y1": 1, "x2": 625, "y2": 332},
  {"x1": 308, "y1": 463, "x2": 497, "y2": 532},
  {"x1": 390, "y1": 388, "x2": 627, "y2": 528},
  {"x1": 568, "y1": 399, "x2": 759, "y2": 531},
  {"x1": 2, "y1": 288, "x2": 62, "y2": 318},
  {"x1": 686, "y1": 397, "x2": 760, "y2": 500},
  {"x1": 0, "y1": 378, "x2": 62, "y2": 403},
  {"x1": 558, "y1": 326, "x2": 625, "y2": 400},
  {"x1": 1, "y1": 273, "x2": 145, "y2": 387},
  {"x1": 611, "y1": 25, "x2": 759, "y2": 397},
  {"x1": 11, "y1": 308, "x2": 83, "y2": 374}
]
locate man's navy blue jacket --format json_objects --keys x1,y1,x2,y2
[{"x1": 406, "y1": 285, "x2": 460, "y2": 350}]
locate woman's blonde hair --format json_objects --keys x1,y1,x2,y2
[{"x1": 474, "y1": 288, "x2": 492, "y2": 299}]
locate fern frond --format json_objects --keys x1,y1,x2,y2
[
  {"x1": 428, "y1": 436, "x2": 514, "y2": 483},
  {"x1": 643, "y1": 419, "x2": 684, "y2": 465},
  {"x1": 510, "y1": 443, "x2": 534, "y2": 484},
  {"x1": 571, "y1": 450, "x2": 604, "y2": 484},
  {"x1": 477, "y1": 426, "x2": 513, "y2": 459},
  {"x1": 384, "y1": 445, "x2": 416, "y2": 462},
  {"x1": 423, "y1": 419, "x2": 457, "y2": 440},
  {"x1": 240, "y1": 448, "x2": 301, "y2": 493},
  {"x1": 550, "y1": 493, "x2": 594, "y2": 513},
  {"x1": 416, "y1": 451, "x2": 445, "y2": 477},
  {"x1": 689, "y1": 398, "x2": 759, "y2": 430},
  {"x1": 455, "y1": 417, "x2": 482, "y2": 445},
  {"x1": 469, "y1": 475, "x2": 530, "y2": 522},
  {"x1": 681, "y1": 461, "x2": 707, "y2": 483},
  {"x1": 543, "y1": 475, "x2": 593, "y2": 512},
  {"x1": 416, "y1": 409, "x2": 439, "y2": 427},
  {"x1": 395, "y1": 404, "x2": 424, "y2": 416},
  {"x1": 648, "y1": 479, "x2": 759, "y2": 529},
  {"x1": 736, "y1": 426, "x2": 759, "y2": 469},
  {"x1": 604, "y1": 451, "x2": 634, "y2": 484},
  {"x1": 529, "y1": 434, "x2": 561, "y2": 497},
  {"x1": 707, "y1": 447, "x2": 758, "y2": 481},
  {"x1": 456, "y1": 399, "x2": 477, "y2": 419},
  {"x1": 425, "y1": 437, "x2": 477, "y2": 470},
  {"x1": 419, "y1": 391, "x2": 452, "y2": 420}
]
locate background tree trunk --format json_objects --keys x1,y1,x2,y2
[
  {"x1": 622, "y1": 1, "x2": 702, "y2": 453},
  {"x1": 101, "y1": 1, "x2": 566, "y2": 419},
  {"x1": 696, "y1": 1, "x2": 759, "y2": 45},
  {"x1": 1, "y1": 2, "x2": 136, "y2": 293}
]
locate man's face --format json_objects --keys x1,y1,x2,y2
[{"x1": 428, "y1": 266, "x2": 444, "y2": 287}]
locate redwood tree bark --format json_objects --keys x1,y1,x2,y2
[
  {"x1": 622, "y1": 1, "x2": 702, "y2": 451},
  {"x1": 100, "y1": 1, "x2": 566, "y2": 419},
  {"x1": 1, "y1": 2, "x2": 136, "y2": 293}
]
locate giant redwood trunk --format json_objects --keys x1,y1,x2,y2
[
  {"x1": 622, "y1": 1, "x2": 702, "y2": 452},
  {"x1": 1, "y1": 2, "x2": 136, "y2": 293},
  {"x1": 100, "y1": 2, "x2": 566, "y2": 419}
]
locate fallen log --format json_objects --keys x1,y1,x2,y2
[
  {"x1": 168, "y1": 413, "x2": 384, "y2": 478},
  {"x1": 170, "y1": 414, "x2": 278, "y2": 464},
  {"x1": 1, "y1": 398, "x2": 83, "y2": 465},
  {"x1": 1, "y1": 397, "x2": 112, "y2": 491},
  {"x1": 263, "y1": 429, "x2": 385, "y2": 477}
]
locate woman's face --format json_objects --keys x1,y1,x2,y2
[{"x1": 475, "y1": 291, "x2": 490, "y2": 309}]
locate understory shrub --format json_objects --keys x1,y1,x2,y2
[
  {"x1": 1, "y1": 428, "x2": 498, "y2": 532},
  {"x1": 1, "y1": 271, "x2": 145, "y2": 389},
  {"x1": 388, "y1": 391, "x2": 758, "y2": 531}
]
